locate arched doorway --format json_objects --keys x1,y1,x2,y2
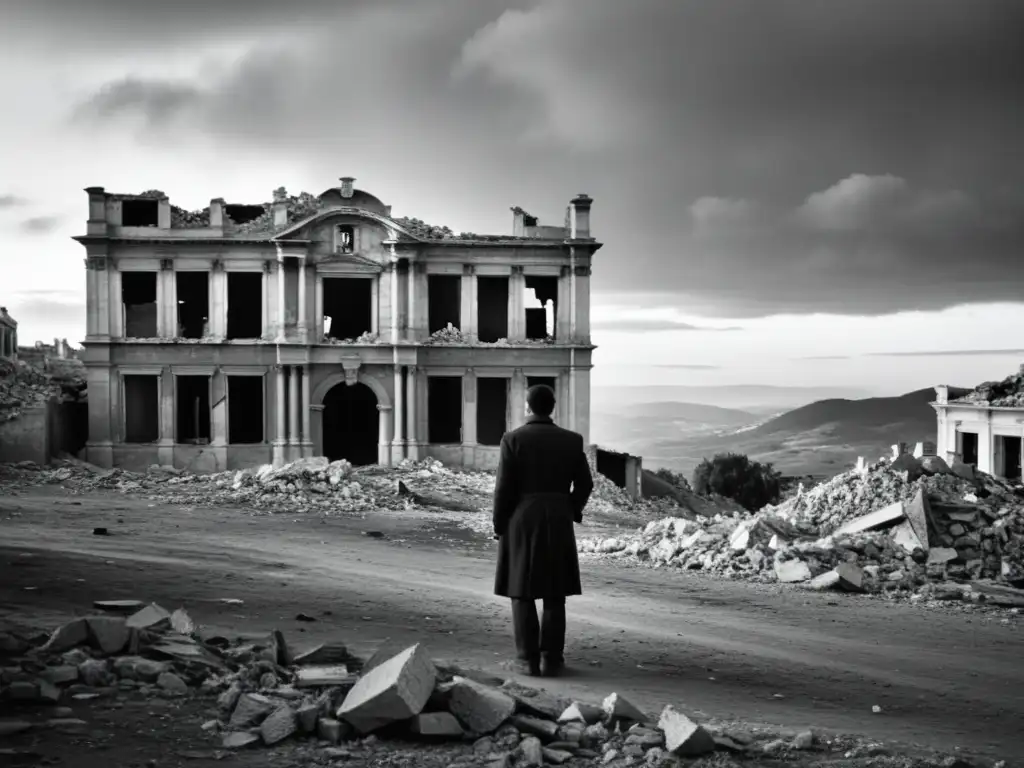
[{"x1": 322, "y1": 382, "x2": 379, "y2": 465}]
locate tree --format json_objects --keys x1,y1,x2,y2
[
  {"x1": 652, "y1": 467, "x2": 691, "y2": 491},
  {"x1": 691, "y1": 452, "x2": 782, "y2": 512}
]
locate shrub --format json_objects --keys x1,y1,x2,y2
[
  {"x1": 651, "y1": 467, "x2": 691, "y2": 491},
  {"x1": 691, "y1": 452, "x2": 782, "y2": 512}
]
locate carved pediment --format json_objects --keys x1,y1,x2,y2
[{"x1": 317, "y1": 252, "x2": 383, "y2": 274}]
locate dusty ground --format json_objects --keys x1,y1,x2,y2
[{"x1": 2, "y1": 485, "x2": 1022, "y2": 767}]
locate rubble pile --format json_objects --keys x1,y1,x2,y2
[
  {"x1": 953, "y1": 369, "x2": 1024, "y2": 408},
  {"x1": 1, "y1": 607, "x2": 880, "y2": 765},
  {"x1": 0, "y1": 357, "x2": 62, "y2": 422},
  {"x1": 581, "y1": 455, "x2": 1024, "y2": 599},
  {"x1": 427, "y1": 324, "x2": 465, "y2": 344},
  {"x1": 2, "y1": 453, "x2": 685, "y2": 522}
]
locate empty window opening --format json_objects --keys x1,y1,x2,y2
[
  {"x1": 960, "y1": 431, "x2": 979, "y2": 466},
  {"x1": 477, "y1": 377, "x2": 509, "y2": 446},
  {"x1": 998, "y1": 435, "x2": 1022, "y2": 481},
  {"x1": 428, "y1": 275, "x2": 461, "y2": 334},
  {"x1": 122, "y1": 271, "x2": 158, "y2": 337},
  {"x1": 176, "y1": 375, "x2": 211, "y2": 444},
  {"x1": 176, "y1": 272, "x2": 209, "y2": 338},
  {"x1": 224, "y1": 204, "x2": 265, "y2": 225},
  {"x1": 477, "y1": 277, "x2": 509, "y2": 343},
  {"x1": 322, "y1": 381, "x2": 379, "y2": 465},
  {"x1": 336, "y1": 225, "x2": 355, "y2": 254},
  {"x1": 227, "y1": 272, "x2": 263, "y2": 339},
  {"x1": 228, "y1": 376, "x2": 264, "y2": 444},
  {"x1": 123, "y1": 375, "x2": 159, "y2": 443},
  {"x1": 323, "y1": 278, "x2": 372, "y2": 340},
  {"x1": 121, "y1": 199, "x2": 159, "y2": 227},
  {"x1": 596, "y1": 448, "x2": 628, "y2": 489},
  {"x1": 524, "y1": 276, "x2": 557, "y2": 340},
  {"x1": 428, "y1": 376, "x2": 463, "y2": 443}
]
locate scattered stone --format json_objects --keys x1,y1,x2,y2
[
  {"x1": 126, "y1": 603, "x2": 171, "y2": 630},
  {"x1": 40, "y1": 665, "x2": 78, "y2": 685},
  {"x1": 229, "y1": 693, "x2": 276, "y2": 729},
  {"x1": 409, "y1": 712, "x2": 464, "y2": 737},
  {"x1": 293, "y1": 642, "x2": 349, "y2": 666},
  {"x1": 260, "y1": 705, "x2": 298, "y2": 745},
  {"x1": 317, "y1": 717, "x2": 349, "y2": 743},
  {"x1": 156, "y1": 671, "x2": 188, "y2": 695},
  {"x1": 519, "y1": 735, "x2": 544, "y2": 766},
  {"x1": 448, "y1": 677, "x2": 517, "y2": 734},
  {"x1": 336, "y1": 643, "x2": 437, "y2": 734},
  {"x1": 658, "y1": 705, "x2": 715, "y2": 757},
  {"x1": 85, "y1": 616, "x2": 130, "y2": 655},
  {"x1": 775, "y1": 559, "x2": 812, "y2": 583},
  {"x1": 40, "y1": 618, "x2": 89, "y2": 654},
  {"x1": 511, "y1": 714, "x2": 559, "y2": 740},
  {"x1": 93, "y1": 600, "x2": 145, "y2": 614},
  {"x1": 77, "y1": 659, "x2": 111, "y2": 687},
  {"x1": 542, "y1": 746, "x2": 574, "y2": 764},
  {"x1": 46, "y1": 718, "x2": 88, "y2": 733},
  {"x1": 222, "y1": 731, "x2": 260, "y2": 749},
  {"x1": 602, "y1": 692, "x2": 647, "y2": 725},
  {"x1": 559, "y1": 701, "x2": 605, "y2": 724},
  {"x1": 296, "y1": 702, "x2": 319, "y2": 733},
  {"x1": 295, "y1": 665, "x2": 351, "y2": 687},
  {"x1": 793, "y1": 730, "x2": 815, "y2": 749}
]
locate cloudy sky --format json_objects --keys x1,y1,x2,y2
[{"x1": 2, "y1": 0, "x2": 1023, "y2": 395}]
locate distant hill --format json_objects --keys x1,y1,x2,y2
[
  {"x1": 592, "y1": 384, "x2": 874, "y2": 412},
  {"x1": 602, "y1": 387, "x2": 946, "y2": 479}
]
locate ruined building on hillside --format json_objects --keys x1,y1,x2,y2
[
  {"x1": 74, "y1": 179, "x2": 599, "y2": 472},
  {"x1": 0, "y1": 307, "x2": 16, "y2": 360},
  {"x1": 933, "y1": 365, "x2": 1024, "y2": 482}
]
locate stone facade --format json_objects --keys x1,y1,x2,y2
[
  {"x1": 74, "y1": 180, "x2": 600, "y2": 472},
  {"x1": 0, "y1": 306, "x2": 17, "y2": 360},
  {"x1": 933, "y1": 382, "x2": 1024, "y2": 481}
]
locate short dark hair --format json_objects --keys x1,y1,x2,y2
[{"x1": 526, "y1": 384, "x2": 556, "y2": 417}]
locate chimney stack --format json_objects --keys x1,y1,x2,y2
[
  {"x1": 340, "y1": 177, "x2": 355, "y2": 199},
  {"x1": 569, "y1": 193, "x2": 592, "y2": 239},
  {"x1": 271, "y1": 187, "x2": 289, "y2": 228}
]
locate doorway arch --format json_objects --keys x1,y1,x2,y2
[{"x1": 322, "y1": 381, "x2": 379, "y2": 465}]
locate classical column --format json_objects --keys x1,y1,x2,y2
[
  {"x1": 406, "y1": 365, "x2": 418, "y2": 460},
  {"x1": 573, "y1": 364, "x2": 592, "y2": 446},
  {"x1": 406, "y1": 260, "x2": 417, "y2": 342},
  {"x1": 392, "y1": 363, "x2": 405, "y2": 462},
  {"x1": 276, "y1": 257, "x2": 286, "y2": 341},
  {"x1": 370, "y1": 276, "x2": 380, "y2": 336},
  {"x1": 261, "y1": 261, "x2": 271, "y2": 339},
  {"x1": 157, "y1": 366, "x2": 175, "y2": 466},
  {"x1": 211, "y1": 367, "x2": 227, "y2": 446},
  {"x1": 159, "y1": 259, "x2": 177, "y2": 338},
  {"x1": 301, "y1": 365, "x2": 311, "y2": 456},
  {"x1": 297, "y1": 257, "x2": 308, "y2": 341},
  {"x1": 377, "y1": 404, "x2": 393, "y2": 465},
  {"x1": 314, "y1": 275, "x2": 324, "y2": 341},
  {"x1": 573, "y1": 262, "x2": 591, "y2": 343},
  {"x1": 510, "y1": 368, "x2": 526, "y2": 429},
  {"x1": 109, "y1": 267, "x2": 123, "y2": 339},
  {"x1": 210, "y1": 260, "x2": 226, "y2": 339},
  {"x1": 460, "y1": 265, "x2": 477, "y2": 342},
  {"x1": 273, "y1": 365, "x2": 286, "y2": 467},
  {"x1": 462, "y1": 367, "x2": 477, "y2": 445},
  {"x1": 289, "y1": 365, "x2": 300, "y2": 450},
  {"x1": 508, "y1": 267, "x2": 525, "y2": 342},
  {"x1": 556, "y1": 265, "x2": 571, "y2": 343},
  {"x1": 390, "y1": 260, "x2": 401, "y2": 344}
]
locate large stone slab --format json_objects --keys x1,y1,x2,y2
[
  {"x1": 86, "y1": 616, "x2": 130, "y2": 655},
  {"x1": 40, "y1": 618, "x2": 89, "y2": 654},
  {"x1": 294, "y1": 642, "x2": 349, "y2": 666},
  {"x1": 835, "y1": 502, "x2": 905, "y2": 537},
  {"x1": 229, "y1": 693, "x2": 276, "y2": 729},
  {"x1": 260, "y1": 705, "x2": 298, "y2": 745},
  {"x1": 774, "y1": 559, "x2": 811, "y2": 583},
  {"x1": 126, "y1": 603, "x2": 172, "y2": 630},
  {"x1": 409, "y1": 711, "x2": 464, "y2": 737},
  {"x1": 892, "y1": 520, "x2": 924, "y2": 553},
  {"x1": 903, "y1": 488, "x2": 933, "y2": 550},
  {"x1": 336, "y1": 643, "x2": 437, "y2": 734},
  {"x1": 658, "y1": 705, "x2": 715, "y2": 757},
  {"x1": 558, "y1": 701, "x2": 604, "y2": 725},
  {"x1": 447, "y1": 676, "x2": 517, "y2": 734}
]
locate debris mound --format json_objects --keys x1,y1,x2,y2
[{"x1": 581, "y1": 455, "x2": 1024, "y2": 599}]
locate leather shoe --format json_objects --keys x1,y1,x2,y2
[
  {"x1": 511, "y1": 658, "x2": 542, "y2": 677},
  {"x1": 540, "y1": 656, "x2": 564, "y2": 678}
]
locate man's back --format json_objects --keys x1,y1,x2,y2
[{"x1": 502, "y1": 419, "x2": 586, "y2": 496}]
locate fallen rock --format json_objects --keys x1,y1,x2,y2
[
  {"x1": 409, "y1": 711, "x2": 464, "y2": 737},
  {"x1": 559, "y1": 701, "x2": 605, "y2": 725},
  {"x1": 296, "y1": 702, "x2": 319, "y2": 733},
  {"x1": 774, "y1": 559, "x2": 812, "y2": 583},
  {"x1": 93, "y1": 600, "x2": 145, "y2": 614},
  {"x1": 222, "y1": 731, "x2": 260, "y2": 749},
  {"x1": 519, "y1": 735, "x2": 544, "y2": 767},
  {"x1": 447, "y1": 676, "x2": 517, "y2": 734},
  {"x1": 542, "y1": 746, "x2": 574, "y2": 764},
  {"x1": 336, "y1": 643, "x2": 437, "y2": 734},
  {"x1": 317, "y1": 717, "x2": 350, "y2": 743},
  {"x1": 229, "y1": 693, "x2": 275, "y2": 729},
  {"x1": 156, "y1": 671, "x2": 188, "y2": 695},
  {"x1": 836, "y1": 562, "x2": 864, "y2": 592},
  {"x1": 602, "y1": 692, "x2": 647, "y2": 724},
  {"x1": 658, "y1": 705, "x2": 715, "y2": 757},
  {"x1": 295, "y1": 665, "x2": 351, "y2": 688},
  {"x1": 511, "y1": 713, "x2": 559, "y2": 740},
  {"x1": 40, "y1": 618, "x2": 89, "y2": 654},
  {"x1": 126, "y1": 603, "x2": 171, "y2": 631},
  {"x1": 293, "y1": 642, "x2": 349, "y2": 666},
  {"x1": 260, "y1": 705, "x2": 298, "y2": 745},
  {"x1": 835, "y1": 501, "x2": 905, "y2": 537},
  {"x1": 40, "y1": 666, "x2": 78, "y2": 686}
]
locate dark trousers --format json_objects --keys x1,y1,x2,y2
[{"x1": 511, "y1": 597, "x2": 566, "y2": 662}]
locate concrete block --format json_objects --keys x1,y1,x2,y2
[
  {"x1": 295, "y1": 665, "x2": 350, "y2": 687},
  {"x1": 448, "y1": 676, "x2": 517, "y2": 734},
  {"x1": 296, "y1": 702, "x2": 319, "y2": 733},
  {"x1": 658, "y1": 705, "x2": 715, "y2": 757},
  {"x1": 260, "y1": 705, "x2": 298, "y2": 745},
  {"x1": 409, "y1": 711, "x2": 464, "y2": 737},
  {"x1": 294, "y1": 642, "x2": 349, "y2": 666},
  {"x1": 774, "y1": 559, "x2": 812, "y2": 583},
  {"x1": 519, "y1": 735, "x2": 544, "y2": 766},
  {"x1": 317, "y1": 717, "x2": 350, "y2": 743},
  {"x1": 558, "y1": 701, "x2": 604, "y2": 724},
  {"x1": 336, "y1": 643, "x2": 437, "y2": 734},
  {"x1": 126, "y1": 603, "x2": 171, "y2": 630},
  {"x1": 835, "y1": 501, "x2": 905, "y2": 536},
  {"x1": 222, "y1": 731, "x2": 260, "y2": 749},
  {"x1": 228, "y1": 693, "x2": 275, "y2": 728},
  {"x1": 510, "y1": 714, "x2": 559, "y2": 740},
  {"x1": 86, "y1": 616, "x2": 130, "y2": 655},
  {"x1": 602, "y1": 692, "x2": 647, "y2": 724},
  {"x1": 836, "y1": 562, "x2": 864, "y2": 592},
  {"x1": 41, "y1": 618, "x2": 89, "y2": 654},
  {"x1": 903, "y1": 488, "x2": 933, "y2": 549}
]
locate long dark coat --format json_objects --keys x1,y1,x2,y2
[{"x1": 492, "y1": 415, "x2": 594, "y2": 599}]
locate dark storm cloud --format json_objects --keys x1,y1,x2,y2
[
  {"x1": 20, "y1": 216, "x2": 61, "y2": 234},
  {"x1": 72, "y1": 0, "x2": 1024, "y2": 317}
]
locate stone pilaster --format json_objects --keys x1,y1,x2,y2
[
  {"x1": 460, "y1": 264, "x2": 477, "y2": 342},
  {"x1": 158, "y1": 366, "x2": 175, "y2": 465},
  {"x1": 392, "y1": 363, "x2": 405, "y2": 463},
  {"x1": 377, "y1": 404, "x2": 393, "y2": 466},
  {"x1": 406, "y1": 365, "x2": 419, "y2": 460}
]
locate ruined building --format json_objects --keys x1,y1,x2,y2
[
  {"x1": 0, "y1": 307, "x2": 17, "y2": 360},
  {"x1": 933, "y1": 365, "x2": 1024, "y2": 482},
  {"x1": 75, "y1": 179, "x2": 599, "y2": 472}
]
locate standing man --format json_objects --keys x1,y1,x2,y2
[{"x1": 493, "y1": 384, "x2": 594, "y2": 677}]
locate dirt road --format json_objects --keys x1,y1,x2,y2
[{"x1": 2, "y1": 486, "x2": 1021, "y2": 761}]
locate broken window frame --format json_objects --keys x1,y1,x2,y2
[
  {"x1": 523, "y1": 274, "x2": 558, "y2": 341},
  {"x1": 477, "y1": 276, "x2": 510, "y2": 343},
  {"x1": 121, "y1": 372, "x2": 160, "y2": 444},
  {"x1": 121, "y1": 198, "x2": 159, "y2": 227},
  {"x1": 476, "y1": 375, "x2": 510, "y2": 447},
  {"x1": 335, "y1": 224, "x2": 356, "y2": 255},
  {"x1": 427, "y1": 274, "x2": 462, "y2": 335},
  {"x1": 175, "y1": 270, "x2": 211, "y2": 339},
  {"x1": 321, "y1": 275, "x2": 375, "y2": 341},
  {"x1": 227, "y1": 372, "x2": 266, "y2": 444},
  {"x1": 174, "y1": 374, "x2": 212, "y2": 445},
  {"x1": 120, "y1": 270, "x2": 159, "y2": 338}
]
